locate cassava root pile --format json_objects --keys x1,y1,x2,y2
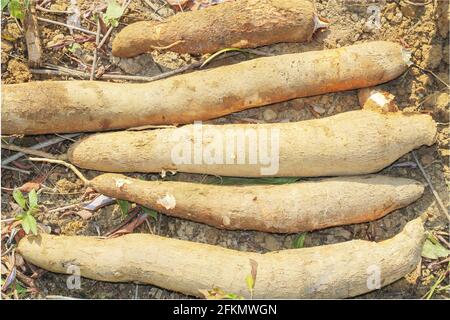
[
  {"x1": 112, "y1": 0, "x2": 324, "y2": 57},
  {"x1": 68, "y1": 110, "x2": 437, "y2": 177},
  {"x1": 2, "y1": 41, "x2": 410, "y2": 135},
  {"x1": 17, "y1": 216, "x2": 426, "y2": 299},
  {"x1": 89, "y1": 174, "x2": 424, "y2": 233}
]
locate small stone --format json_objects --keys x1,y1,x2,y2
[
  {"x1": 4, "y1": 22, "x2": 22, "y2": 41},
  {"x1": 434, "y1": 92, "x2": 449, "y2": 122},
  {"x1": 420, "y1": 153, "x2": 434, "y2": 166},
  {"x1": 262, "y1": 108, "x2": 277, "y2": 121},
  {"x1": 1, "y1": 40, "x2": 13, "y2": 64},
  {"x1": 392, "y1": 12, "x2": 403, "y2": 24},
  {"x1": 313, "y1": 105, "x2": 326, "y2": 114},
  {"x1": 421, "y1": 44, "x2": 443, "y2": 70},
  {"x1": 417, "y1": 74, "x2": 432, "y2": 87},
  {"x1": 351, "y1": 13, "x2": 359, "y2": 22},
  {"x1": 263, "y1": 235, "x2": 281, "y2": 251}
]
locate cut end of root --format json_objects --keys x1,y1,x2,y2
[
  {"x1": 401, "y1": 48, "x2": 413, "y2": 67},
  {"x1": 313, "y1": 15, "x2": 330, "y2": 33}
]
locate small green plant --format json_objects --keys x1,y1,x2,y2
[
  {"x1": 116, "y1": 199, "x2": 131, "y2": 217},
  {"x1": 13, "y1": 188, "x2": 38, "y2": 235},
  {"x1": 142, "y1": 206, "x2": 158, "y2": 220},
  {"x1": 421, "y1": 233, "x2": 450, "y2": 260},
  {"x1": 2, "y1": 0, "x2": 29, "y2": 21},
  {"x1": 292, "y1": 232, "x2": 307, "y2": 249},
  {"x1": 103, "y1": 0, "x2": 124, "y2": 27},
  {"x1": 68, "y1": 43, "x2": 82, "y2": 54}
]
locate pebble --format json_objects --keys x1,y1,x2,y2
[
  {"x1": 263, "y1": 235, "x2": 281, "y2": 251},
  {"x1": 262, "y1": 108, "x2": 277, "y2": 121},
  {"x1": 313, "y1": 105, "x2": 326, "y2": 114},
  {"x1": 421, "y1": 44, "x2": 443, "y2": 70},
  {"x1": 421, "y1": 154, "x2": 434, "y2": 166}
]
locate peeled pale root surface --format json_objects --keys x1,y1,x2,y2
[
  {"x1": 17, "y1": 217, "x2": 426, "y2": 298},
  {"x1": 2, "y1": 41, "x2": 409, "y2": 135},
  {"x1": 91, "y1": 174, "x2": 424, "y2": 233},
  {"x1": 112, "y1": 0, "x2": 317, "y2": 56},
  {"x1": 68, "y1": 110, "x2": 437, "y2": 177}
]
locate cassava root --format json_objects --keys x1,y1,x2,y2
[
  {"x1": 112, "y1": 0, "x2": 322, "y2": 57},
  {"x1": 68, "y1": 110, "x2": 437, "y2": 177},
  {"x1": 17, "y1": 216, "x2": 426, "y2": 299},
  {"x1": 2, "y1": 41, "x2": 410, "y2": 135},
  {"x1": 89, "y1": 173, "x2": 424, "y2": 233}
]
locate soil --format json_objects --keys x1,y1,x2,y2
[{"x1": 1, "y1": 0, "x2": 449, "y2": 299}]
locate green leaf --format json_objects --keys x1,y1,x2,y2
[
  {"x1": 293, "y1": 232, "x2": 307, "y2": 249},
  {"x1": 13, "y1": 188, "x2": 27, "y2": 210},
  {"x1": 8, "y1": 0, "x2": 25, "y2": 20},
  {"x1": 1, "y1": 0, "x2": 10, "y2": 10},
  {"x1": 213, "y1": 177, "x2": 300, "y2": 185},
  {"x1": 68, "y1": 43, "x2": 82, "y2": 53},
  {"x1": 142, "y1": 207, "x2": 158, "y2": 220},
  {"x1": 15, "y1": 282, "x2": 27, "y2": 296},
  {"x1": 15, "y1": 213, "x2": 25, "y2": 220},
  {"x1": 104, "y1": 0, "x2": 123, "y2": 27},
  {"x1": 21, "y1": 213, "x2": 37, "y2": 235},
  {"x1": 117, "y1": 199, "x2": 130, "y2": 216},
  {"x1": 28, "y1": 189, "x2": 38, "y2": 209},
  {"x1": 245, "y1": 274, "x2": 254, "y2": 292},
  {"x1": 422, "y1": 238, "x2": 450, "y2": 260}
]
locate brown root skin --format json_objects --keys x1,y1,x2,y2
[
  {"x1": 17, "y1": 216, "x2": 426, "y2": 299},
  {"x1": 68, "y1": 110, "x2": 437, "y2": 177},
  {"x1": 2, "y1": 41, "x2": 409, "y2": 135},
  {"x1": 90, "y1": 174, "x2": 424, "y2": 233},
  {"x1": 112, "y1": 0, "x2": 317, "y2": 57}
]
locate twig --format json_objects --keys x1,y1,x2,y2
[
  {"x1": 1, "y1": 144, "x2": 58, "y2": 159},
  {"x1": 143, "y1": 0, "x2": 166, "y2": 21},
  {"x1": 90, "y1": 18, "x2": 101, "y2": 80},
  {"x1": 1, "y1": 134, "x2": 79, "y2": 166},
  {"x1": 36, "y1": 17, "x2": 98, "y2": 36},
  {"x1": 97, "y1": 0, "x2": 133, "y2": 49},
  {"x1": 412, "y1": 151, "x2": 449, "y2": 221},
  {"x1": 1, "y1": 165, "x2": 30, "y2": 175},
  {"x1": 24, "y1": 0, "x2": 43, "y2": 68},
  {"x1": 28, "y1": 157, "x2": 89, "y2": 185},
  {"x1": 412, "y1": 64, "x2": 450, "y2": 88},
  {"x1": 47, "y1": 203, "x2": 83, "y2": 214},
  {"x1": 36, "y1": 5, "x2": 72, "y2": 14}
]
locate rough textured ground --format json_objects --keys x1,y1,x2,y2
[{"x1": 1, "y1": 0, "x2": 449, "y2": 299}]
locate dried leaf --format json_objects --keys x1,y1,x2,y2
[
  {"x1": 18, "y1": 176, "x2": 44, "y2": 193},
  {"x1": 422, "y1": 238, "x2": 450, "y2": 260},
  {"x1": 83, "y1": 194, "x2": 115, "y2": 211},
  {"x1": 108, "y1": 213, "x2": 147, "y2": 238},
  {"x1": 75, "y1": 210, "x2": 93, "y2": 220}
]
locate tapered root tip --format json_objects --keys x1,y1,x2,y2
[{"x1": 394, "y1": 181, "x2": 425, "y2": 208}]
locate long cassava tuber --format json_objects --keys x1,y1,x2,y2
[
  {"x1": 68, "y1": 110, "x2": 437, "y2": 177},
  {"x1": 112, "y1": 0, "x2": 325, "y2": 57},
  {"x1": 17, "y1": 216, "x2": 426, "y2": 299},
  {"x1": 89, "y1": 174, "x2": 424, "y2": 233},
  {"x1": 2, "y1": 42, "x2": 410, "y2": 135}
]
